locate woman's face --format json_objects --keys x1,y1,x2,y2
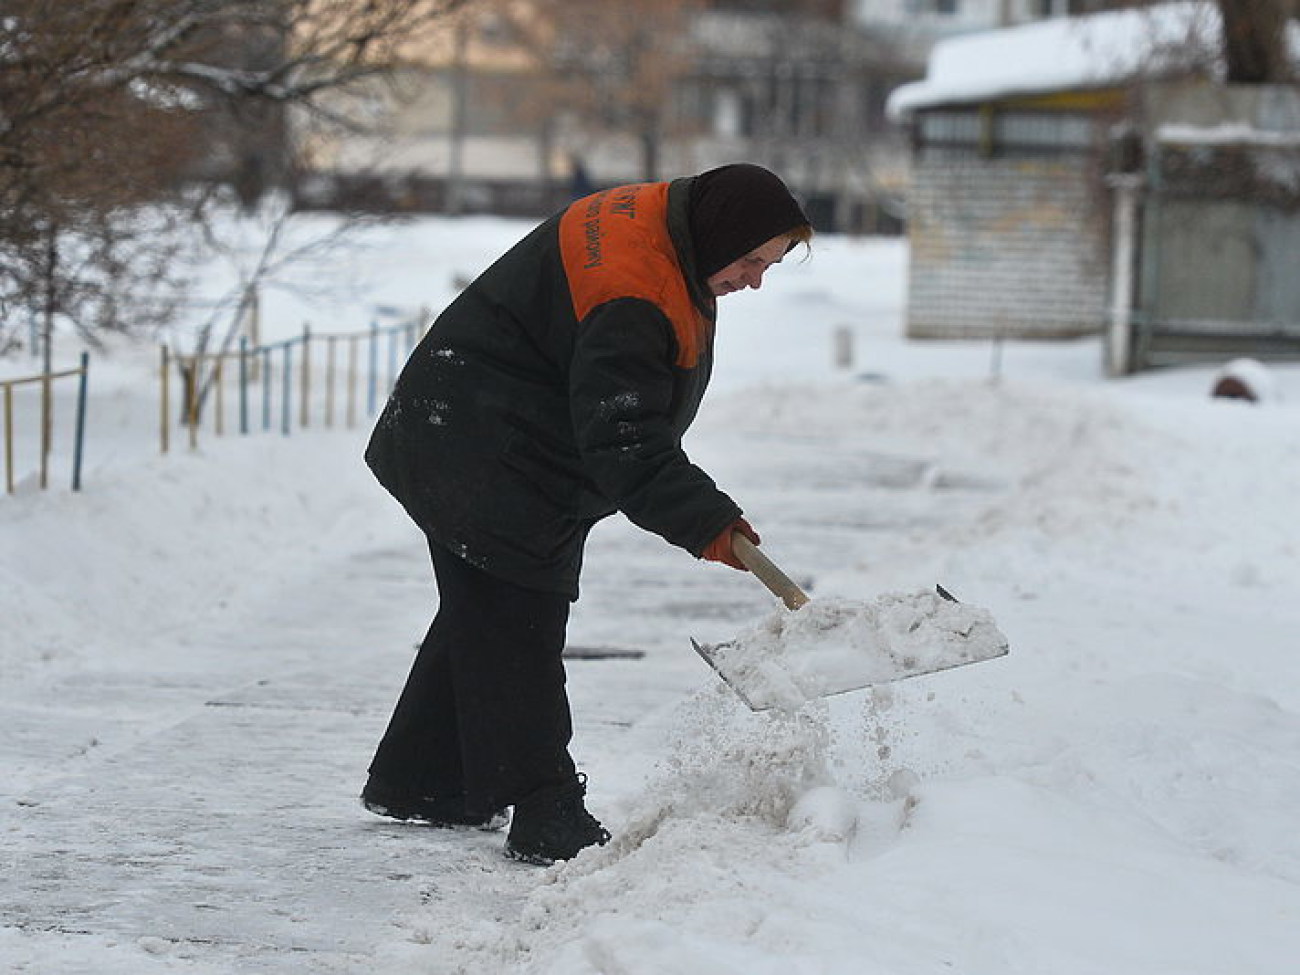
[{"x1": 706, "y1": 234, "x2": 790, "y2": 297}]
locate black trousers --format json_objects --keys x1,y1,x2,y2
[{"x1": 368, "y1": 540, "x2": 577, "y2": 816}]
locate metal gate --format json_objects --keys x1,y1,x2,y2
[{"x1": 1108, "y1": 87, "x2": 1300, "y2": 374}]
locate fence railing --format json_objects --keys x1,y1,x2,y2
[
  {"x1": 1, "y1": 352, "x2": 90, "y2": 495},
  {"x1": 160, "y1": 318, "x2": 424, "y2": 453}
]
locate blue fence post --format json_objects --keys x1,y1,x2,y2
[
  {"x1": 386, "y1": 326, "x2": 398, "y2": 392},
  {"x1": 72, "y1": 352, "x2": 89, "y2": 491},
  {"x1": 262, "y1": 347, "x2": 272, "y2": 431},
  {"x1": 367, "y1": 321, "x2": 379, "y2": 416},
  {"x1": 281, "y1": 341, "x2": 293, "y2": 436},
  {"x1": 238, "y1": 337, "x2": 249, "y2": 435}
]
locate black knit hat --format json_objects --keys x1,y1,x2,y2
[{"x1": 688, "y1": 164, "x2": 809, "y2": 280}]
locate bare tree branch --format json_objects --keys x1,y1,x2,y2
[{"x1": 0, "y1": 0, "x2": 470, "y2": 357}]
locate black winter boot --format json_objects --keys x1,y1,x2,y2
[
  {"x1": 361, "y1": 776, "x2": 508, "y2": 830},
  {"x1": 504, "y1": 773, "x2": 611, "y2": 865}
]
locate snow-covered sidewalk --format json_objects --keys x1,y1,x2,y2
[{"x1": 7, "y1": 375, "x2": 1300, "y2": 973}]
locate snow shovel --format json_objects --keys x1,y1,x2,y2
[{"x1": 692, "y1": 534, "x2": 1009, "y2": 711}]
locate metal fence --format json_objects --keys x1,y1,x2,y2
[
  {"x1": 160, "y1": 318, "x2": 424, "y2": 453},
  {"x1": 1, "y1": 353, "x2": 90, "y2": 495}
]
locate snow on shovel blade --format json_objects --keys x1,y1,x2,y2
[{"x1": 693, "y1": 587, "x2": 1009, "y2": 712}]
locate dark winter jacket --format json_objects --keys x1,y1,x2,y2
[{"x1": 365, "y1": 178, "x2": 743, "y2": 598}]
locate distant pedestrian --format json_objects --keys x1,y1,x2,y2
[
  {"x1": 569, "y1": 154, "x2": 594, "y2": 199},
  {"x1": 361, "y1": 164, "x2": 812, "y2": 864}
]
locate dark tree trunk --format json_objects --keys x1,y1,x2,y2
[{"x1": 1218, "y1": 0, "x2": 1294, "y2": 83}]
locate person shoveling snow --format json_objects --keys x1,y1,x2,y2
[{"x1": 360, "y1": 164, "x2": 814, "y2": 865}]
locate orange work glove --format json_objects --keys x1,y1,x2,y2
[{"x1": 701, "y1": 517, "x2": 761, "y2": 571}]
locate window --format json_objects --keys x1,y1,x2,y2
[
  {"x1": 918, "y1": 111, "x2": 982, "y2": 146},
  {"x1": 994, "y1": 112, "x2": 1093, "y2": 151},
  {"x1": 916, "y1": 107, "x2": 1095, "y2": 160},
  {"x1": 714, "y1": 88, "x2": 746, "y2": 138},
  {"x1": 1036, "y1": 0, "x2": 1097, "y2": 16}
]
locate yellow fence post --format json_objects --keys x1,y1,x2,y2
[
  {"x1": 346, "y1": 335, "x2": 359, "y2": 429},
  {"x1": 214, "y1": 355, "x2": 225, "y2": 437},
  {"x1": 325, "y1": 335, "x2": 338, "y2": 429},
  {"x1": 187, "y1": 353, "x2": 200, "y2": 451},
  {"x1": 300, "y1": 325, "x2": 312, "y2": 430}
]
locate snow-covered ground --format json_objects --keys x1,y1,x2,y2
[{"x1": 4, "y1": 217, "x2": 1300, "y2": 974}]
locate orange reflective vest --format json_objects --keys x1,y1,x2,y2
[{"x1": 560, "y1": 182, "x2": 711, "y2": 369}]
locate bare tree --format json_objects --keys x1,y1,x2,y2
[
  {"x1": 0, "y1": 0, "x2": 469, "y2": 358},
  {"x1": 1217, "y1": 0, "x2": 1297, "y2": 83},
  {"x1": 1100, "y1": 0, "x2": 1298, "y2": 83},
  {"x1": 493, "y1": 0, "x2": 702, "y2": 182}
]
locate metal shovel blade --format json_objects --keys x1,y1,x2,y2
[
  {"x1": 692, "y1": 637, "x2": 768, "y2": 711},
  {"x1": 692, "y1": 584, "x2": 1009, "y2": 712}
]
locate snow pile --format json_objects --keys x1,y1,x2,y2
[
  {"x1": 438, "y1": 689, "x2": 866, "y2": 974},
  {"x1": 700, "y1": 591, "x2": 1009, "y2": 711}
]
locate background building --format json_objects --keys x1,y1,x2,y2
[
  {"x1": 887, "y1": 2, "x2": 1300, "y2": 371},
  {"x1": 288, "y1": 0, "x2": 1087, "y2": 229}
]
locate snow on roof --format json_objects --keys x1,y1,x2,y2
[
  {"x1": 1156, "y1": 122, "x2": 1300, "y2": 148},
  {"x1": 886, "y1": 1, "x2": 1223, "y2": 121}
]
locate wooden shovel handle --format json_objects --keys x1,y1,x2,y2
[{"x1": 732, "y1": 533, "x2": 810, "y2": 611}]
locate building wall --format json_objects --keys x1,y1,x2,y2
[{"x1": 905, "y1": 153, "x2": 1107, "y2": 339}]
